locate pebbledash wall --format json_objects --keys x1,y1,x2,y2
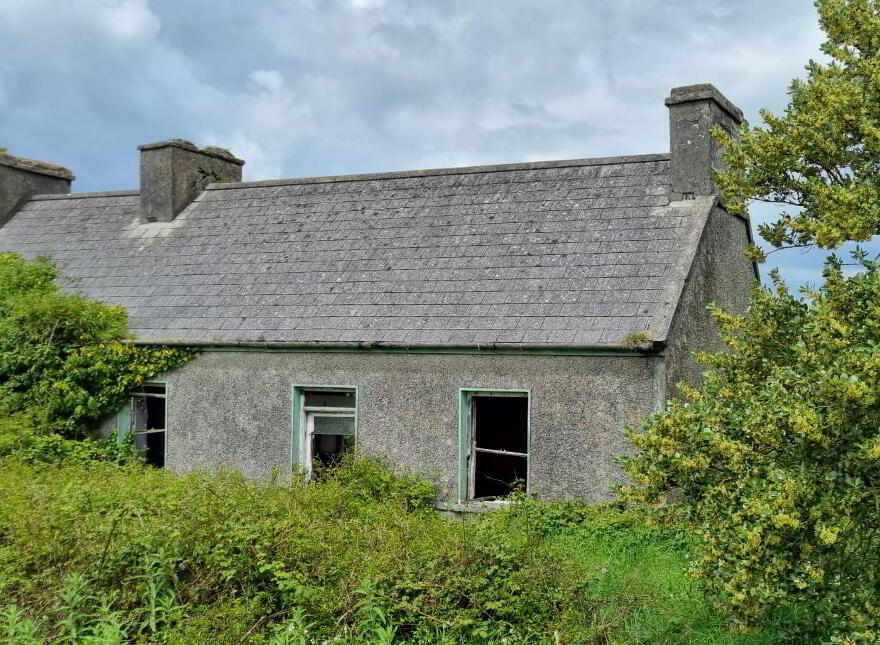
[{"x1": 162, "y1": 350, "x2": 659, "y2": 501}]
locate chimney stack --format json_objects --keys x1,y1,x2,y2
[
  {"x1": 665, "y1": 83, "x2": 743, "y2": 198},
  {"x1": 138, "y1": 139, "x2": 244, "y2": 223},
  {"x1": 0, "y1": 152, "x2": 74, "y2": 227}
]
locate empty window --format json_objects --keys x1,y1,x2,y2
[
  {"x1": 298, "y1": 388, "x2": 356, "y2": 476},
  {"x1": 464, "y1": 392, "x2": 529, "y2": 500},
  {"x1": 131, "y1": 384, "x2": 166, "y2": 468}
]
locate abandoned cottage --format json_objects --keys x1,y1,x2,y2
[{"x1": 0, "y1": 84, "x2": 755, "y2": 502}]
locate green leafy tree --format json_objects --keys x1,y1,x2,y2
[
  {"x1": 620, "y1": 261, "x2": 880, "y2": 642},
  {"x1": 0, "y1": 253, "x2": 193, "y2": 437},
  {"x1": 621, "y1": 1, "x2": 880, "y2": 642},
  {"x1": 716, "y1": 0, "x2": 880, "y2": 252}
]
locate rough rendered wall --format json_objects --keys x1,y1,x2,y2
[
  {"x1": 163, "y1": 351, "x2": 658, "y2": 501},
  {"x1": 665, "y1": 206, "x2": 756, "y2": 394}
]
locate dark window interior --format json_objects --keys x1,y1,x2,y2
[
  {"x1": 473, "y1": 451, "x2": 527, "y2": 498},
  {"x1": 472, "y1": 395, "x2": 528, "y2": 499},
  {"x1": 304, "y1": 391, "x2": 355, "y2": 408},
  {"x1": 133, "y1": 390, "x2": 166, "y2": 431},
  {"x1": 474, "y1": 396, "x2": 528, "y2": 452},
  {"x1": 312, "y1": 433, "x2": 354, "y2": 468},
  {"x1": 144, "y1": 431, "x2": 165, "y2": 468},
  {"x1": 132, "y1": 384, "x2": 166, "y2": 468},
  {"x1": 136, "y1": 385, "x2": 167, "y2": 396},
  {"x1": 145, "y1": 396, "x2": 165, "y2": 430}
]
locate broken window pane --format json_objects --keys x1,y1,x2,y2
[
  {"x1": 473, "y1": 452, "x2": 527, "y2": 498},
  {"x1": 311, "y1": 433, "x2": 355, "y2": 468},
  {"x1": 133, "y1": 384, "x2": 166, "y2": 396},
  {"x1": 473, "y1": 396, "x2": 528, "y2": 453},
  {"x1": 131, "y1": 383, "x2": 166, "y2": 468},
  {"x1": 470, "y1": 394, "x2": 529, "y2": 499},
  {"x1": 132, "y1": 392, "x2": 165, "y2": 431},
  {"x1": 301, "y1": 387, "x2": 357, "y2": 478},
  {"x1": 134, "y1": 430, "x2": 166, "y2": 469}
]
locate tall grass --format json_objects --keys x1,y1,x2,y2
[{"x1": 0, "y1": 455, "x2": 777, "y2": 644}]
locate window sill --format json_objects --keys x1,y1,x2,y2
[{"x1": 434, "y1": 500, "x2": 512, "y2": 515}]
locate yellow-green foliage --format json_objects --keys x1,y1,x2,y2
[
  {"x1": 619, "y1": 259, "x2": 880, "y2": 643},
  {"x1": 0, "y1": 253, "x2": 193, "y2": 437},
  {"x1": 0, "y1": 455, "x2": 775, "y2": 644},
  {"x1": 715, "y1": 0, "x2": 880, "y2": 250}
]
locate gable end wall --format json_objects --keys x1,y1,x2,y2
[{"x1": 664, "y1": 205, "x2": 756, "y2": 396}]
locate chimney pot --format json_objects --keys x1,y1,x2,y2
[
  {"x1": 665, "y1": 83, "x2": 744, "y2": 197},
  {"x1": 138, "y1": 139, "x2": 244, "y2": 223}
]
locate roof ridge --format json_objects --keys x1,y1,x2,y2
[
  {"x1": 28, "y1": 190, "x2": 139, "y2": 201},
  {"x1": 206, "y1": 153, "x2": 670, "y2": 191}
]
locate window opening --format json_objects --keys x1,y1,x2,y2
[
  {"x1": 131, "y1": 384, "x2": 166, "y2": 468},
  {"x1": 470, "y1": 394, "x2": 528, "y2": 499},
  {"x1": 301, "y1": 388, "x2": 356, "y2": 476}
]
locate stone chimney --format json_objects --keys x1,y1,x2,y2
[
  {"x1": 665, "y1": 83, "x2": 744, "y2": 198},
  {"x1": 0, "y1": 152, "x2": 74, "y2": 227},
  {"x1": 138, "y1": 139, "x2": 244, "y2": 223}
]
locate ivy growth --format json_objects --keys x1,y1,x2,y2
[{"x1": 0, "y1": 253, "x2": 194, "y2": 438}]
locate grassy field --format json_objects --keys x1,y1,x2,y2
[{"x1": 0, "y1": 453, "x2": 778, "y2": 644}]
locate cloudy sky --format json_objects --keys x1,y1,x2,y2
[{"x1": 0, "y1": 0, "x2": 863, "y2": 289}]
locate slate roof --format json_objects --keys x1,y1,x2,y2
[{"x1": 0, "y1": 153, "x2": 714, "y2": 348}]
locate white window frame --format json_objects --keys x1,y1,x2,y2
[{"x1": 292, "y1": 385, "x2": 358, "y2": 478}]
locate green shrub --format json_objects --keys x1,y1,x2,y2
[
  {"x1": 0, "y1": 412, "x2": 134, "y2": 466},
  {"x1": 620, "y1": 258, "x2": 880, "y2": 643},
  {"x1": 0, "y1": 456, "x2": 776, "y2": 644}
]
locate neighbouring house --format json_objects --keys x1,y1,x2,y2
[{"x1": 0, "y1": 84, "x2": 756, "y2": 503}]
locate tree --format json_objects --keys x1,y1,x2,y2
[
  {"x1": 620, "y1": 2, "x2": 880, "y2": 642},
  {"x1": 716, "y1": 0, "x2": 880, "y2": 252}
]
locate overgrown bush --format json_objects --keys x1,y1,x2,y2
[
  {"x1": 0, "y1": 455, "x2": 775, "y2": 644},
  {"x1": 620, "y1": 258, "x2": 880, "y2": 643},
  {"x1": 0, "y1": 253, "x2": 193, "y2": 438},
  {"x1": 0, "y1": 411, "x2": 134, "y2": 466}
]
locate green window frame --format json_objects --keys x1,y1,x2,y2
[
  {"x1": 291, "y1": 384, "x2": 358, "y2": 477},
  {"x1": 457, "y1": 388, "x2": 530, "y2": 503},
  {"x1": 116, "y1": 380, "x2": 168, "y2": 468}
]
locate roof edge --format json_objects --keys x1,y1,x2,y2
[
  {"x1": 651, "y1": 195, "x2": 717, "y2": 342},
  {"x1": 205, "y1": 153, "x2": 671, "y2": 191},
  {"x1": 131, "y1": 338, "x2": 665, "y2": 355}
]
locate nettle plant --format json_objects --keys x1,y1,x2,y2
[
  {"x1": 619, "y1": 256, "x2": 880, "y2": 641},
  {"x1": 0, "y1": 253, "x2": 193, "y2": 438}
]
